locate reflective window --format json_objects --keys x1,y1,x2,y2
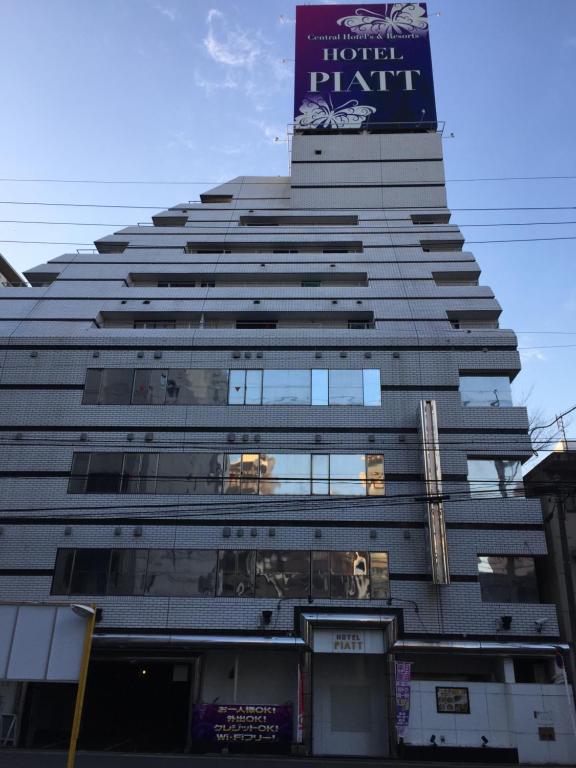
[
  {"x1": 86, "y1": 453, "x2": 124, "y2": 493},
  {"x1": 166, "y1": 369, "x2": 228, "y2": 405},
  {"x1": 132, "y1": 369, "x2": 167, "y2": 405},
  {"x1": 329, "y1": 454, "x2": 366, "y2": 496},
  {"x1": 262, "y1": 370, "x2": 311, "y2": 405},
  {"x1": 82, "y1": 369, "x2": 134, "y2": 405},
  {"x1": 69, "y1": 452, "x2": 384, "y2": 497},
  {"x1": 459, "y1": 376, "x2": 512, "y2": 407},
  {"x1": 478, "y1": 556, "x2": 539, "y2": 603},
  {"x1": 69, "y1": 549, "x2": 111, "y2": 595},
  {"x1": 467, "y1": 459, "x2": 524, "y2": 498},
  {"x1": 311, "y1": 369, "x2": 328, "y2": 405},
  {"x1": 312, "y1": 454, "x2": 330, "y2": 496},
  {"x1": 121, "y1": 453, "x2": 159, "y2": 494},
  {"x1": 228, "y1": 370, "x2": 247, "y2": 405},
  {"x1": 223, "y1": 453, "x2": 260, "y2": 495},
  {"x1": 366, "y1": 455, "x2": 385, "y2": 497},
  {"x1": 51, "y1": 549, "x2": 75, "y2": 594},
  {"x1": 363, "y1": 369, "x2": 382, "y2": 407},
  {"x1": 311, "y1": 551, "x2": 330, "y2": 598},
  {"x1": 217, "y1": 550, "x2": 256, "y2": 597},
  {"x1": 330, "y1": 551, "x2": 370, "y2": 599},
  {"x1": 52, "y1": 548, "x2": 389, "y2": 599},
  {"x1": 370, "y1": 552, "x2": 390, "y2": 599},
  {"x1": 156, "y1": 453, "x2": 223, "y2": 495},
  {"x1": 329, "y1": 370, "x2": 364, "y2": 405},
  {"x1": 255, "y1": 551, "x2": 310, "y2": 598},
  {"x1": 245, "y1": 371, "x2": 263, "y2": 404},
  {"x1": 146, "y1": 549, "x2": 218, "y2": 597},
  {"x1": 259, "y1": 453, "x2": 311, "y2": 495},
  {"x1": 108, "y1": 549, "x2": 148, "y2": 596}
]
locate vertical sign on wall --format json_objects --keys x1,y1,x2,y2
[
  {"x1": 294, "y1": 3, "x2": 437, "y2": 130},
  {"x1": 395, "y1": 660, "x2": 412, "y2": 739}
]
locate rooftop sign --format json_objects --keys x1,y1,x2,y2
[{"x1": 294, "y1": 3, "x2": 437, "y2": 131}]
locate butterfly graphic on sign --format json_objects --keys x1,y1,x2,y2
[
  {"x1": 294, "y1": 95, "x2": 377, "y2": 129},
  {"x1": 336, "y1": 4, "x2": 429, "y2": 37}
]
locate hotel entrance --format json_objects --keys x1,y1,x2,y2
[{"x1": 305, "y1": 619, "x2": 395, "y2": 757}]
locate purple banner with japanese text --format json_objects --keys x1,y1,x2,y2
[
  {"x1": 192, "y1": 704, "x2": 292, "y2": 752},
  {"x1": 395, "y1": 660, "x2": 412, "y2": 739},
  {"x1": 294, "y1": 3, "x2": 437, "y2": 131}
]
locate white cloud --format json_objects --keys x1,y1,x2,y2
[
  {"x1": 203, "y1": 9, "x2": 262, "y2": 68},
  {"x1": 151, "y1": 2, "x2": 177, "y2": 21},
  {"x1": 519, "y1": 348, "x2": 547, "y2": 363},
  {"x1": 195, "y1": 8, "x2": 293, "y2": 122}
]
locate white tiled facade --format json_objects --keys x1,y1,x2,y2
[{"x1": 0, "y1": 130, "x2": 575, "y2": 761}]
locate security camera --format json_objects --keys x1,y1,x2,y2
[{"x1": 534, "y1": 618, "x2": 549, "y2": 633}]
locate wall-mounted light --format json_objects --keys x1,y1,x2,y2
[{"x1": 262, "y1": 610, "x2": 273, "y2": 625}]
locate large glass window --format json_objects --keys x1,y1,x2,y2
[
  {"x1": 82, "y1": 369, "x2": 134, "y2": 405},
  {"x1": 262, "y1": 370, "x2": 311, "y2": 405},
  {"x1": 156, "y1": 453, "x2": 222, "y2": 495},
  {"x1": 331, "y1": 551, "x2": 370, "y2": 599},
  {"x1": 69, "y1": 549, "x2": 111, "y2": 595},
  {"x1": 467, "y1": 459, "x2": 524, "y2": 498},
  {"x1": 259, "y1": 454, "x2": 311, "y2": 495},
  {"x1": 459, "y1": 376, "x2": 513, "y2": 407},
  {"x1": 329, "y1": 370, "x2": 364, "y2": 405},
  {"x1": 108, "y1": 549, "x2": 148, "y2": 596},
  {"x1": 329, "y1": 454, "x2": 367, "y2": 496},
  {"x1": 85, "y1": 453, "x2": 124, "y2": 493},
  {"x1": 52, "y1": 548, "x2": 389, "y2": 599},
  {"x1": 255, "y1": 551, "x2": 310, "y2": 598},
  {"x1": 478, "y1": 556, "x2": 539, "y2": 603},
  {"x1": 121, "y1": 453, "x2": 159, "y2": 494},
  {"x1": 132, "y1": 370, "x2": 167, "y2": 405},
  {"x1": 146, "y1": 549, "x2": 217, "y2": 597},
  {"x1": 217, "y1": 550, "x2": 256, "y2": 597},
  {"x1": 69, "y1": 452, "x2": 384, "y2": 497},
  {"x1": 166, "y1": 369, "x2": 228, "y2": 405},
  {"x1": 223, "y1": 453, "x2": 260, "y2": 495}
]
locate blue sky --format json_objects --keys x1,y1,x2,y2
[{"x1": 1, "y1": 0, "x2": 575, "y2": 451}]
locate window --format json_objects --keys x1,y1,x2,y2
[
  {"x1": 217, "y1": 550, "x2": 256, "y2": 597},
  {"x1": 108, "y1": 549, "x2": 148, "y2": 595},
  {"x1": 82, "y1": 369, "x2": 134, "y2": 405},
  {"x1": 69, "y1": 452, "x2": 384, "y2": 497},
  {"x1": 52, "y1": 548, "x2": 389, "y2": 599},
  {"x1": 255, "y1": 551, "x2": 310, "y2": 598},
  {"x1": 156, "y1": 453, "x2": 223, "y2": 495},
  {"x1": 478, "y1": 556, "x2": 539, "y2": 603},
  {"x1": 310, "y1": 551, "x2": 388, "y2": 599},
  {"x1": 226, "y1": 369, "x2": 381, "y2": 406},
  {"x1": 262, "y1": 370, "x2": 311, "y2": 405},
  {"x1": 165, "y1": 369, "x2": 228, "y2": 405},
  {"x1": 146, "y1": 549, "x2": 217, "y2": 597},
  {"x1": 330, "y1": 551, "x2": 370, "y2": 599},
  {"x1": 259, "y1": 454, "x2": 312, "y2": 495},
  {"x1": 459, "y1": 376, "x2": 512, "y2": 407},
  {"x1": 132, "y1": 370, "x2": 167, "y2": 405},
  {"x1": 467, "y1": 459, "x2": 523, "y2": 498}
]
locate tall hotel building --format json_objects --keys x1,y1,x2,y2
[{"x1": 0, "y1": 4, "x2": 574, "y2": 763}]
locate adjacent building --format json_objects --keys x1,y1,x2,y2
[{"x1": 0, "y1": 3, "x2": 575, "y2": 763}]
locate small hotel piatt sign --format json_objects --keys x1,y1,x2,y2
[{"x1": 313, "y1": 628, "x2": 385, "y2": 654}]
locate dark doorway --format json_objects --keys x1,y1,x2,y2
[
  {"x1": 21, "y1": 682, "x2": 76, "y2": 748},
  {"x1": 79, "y1": 661, "x2": 193, "y2": 752}
]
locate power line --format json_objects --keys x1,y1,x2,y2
[
  {"x1": 1, "y1": 175, "x2": 576, "y2": 185},
  {"x1": 4, "y1": 235, "x2": 576, "y2": 247},
  {"x1": 4, "y1": 218, "x2": 576, "y2": 228},
  {"x1": 2, "y1": 200, "x2": 576, "y2": 212}
]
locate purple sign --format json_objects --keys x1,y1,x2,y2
[
  {"x1": 192, "y1": 704, "x2": 292, "y2": 749},
  {"x1": 294, "y1": 4, "x2": 437, "y2": 130},
  {"x1": 395, "y1": 661, "x2": 412, "y2": 739}
]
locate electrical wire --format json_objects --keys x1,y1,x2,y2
[{"x1": 1, "y1": 175, "x2": 576, "y2": 184}]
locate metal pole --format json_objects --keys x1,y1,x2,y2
[{"x1": 66, "y1": 606, "x2": 96, "y2": 768}]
